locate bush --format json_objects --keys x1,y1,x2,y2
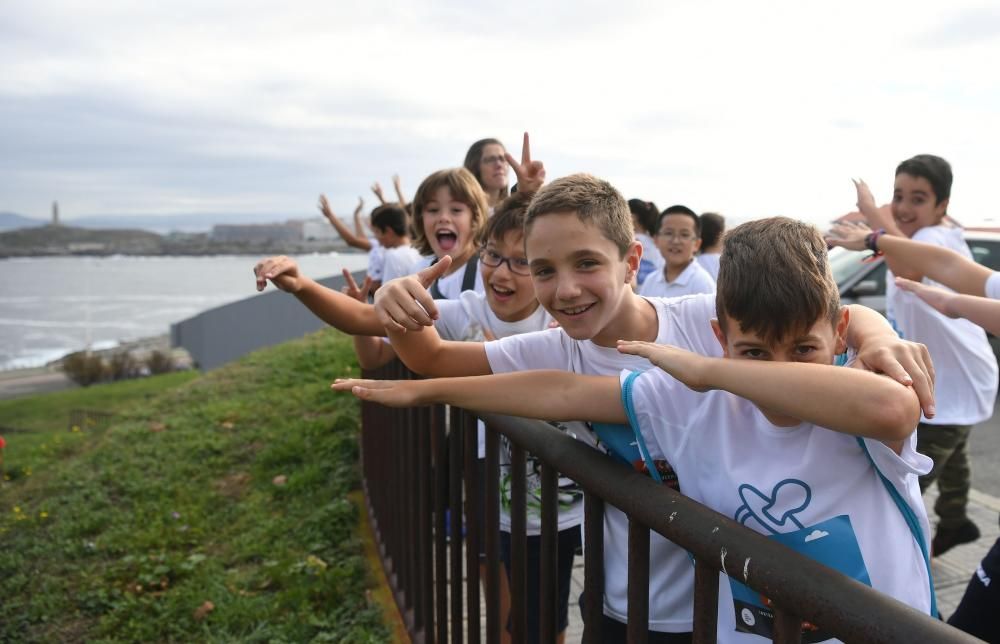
[
  {"x1": 107, "y1": 352, "x2": 140, "y2": 381},
  {"x1": 62, "y1": 352, "x2": 107, "y2": 386},
  {"x1": 145, "y1": 350, "x2": 175, "y2": 375}
]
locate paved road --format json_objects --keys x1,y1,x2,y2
[{"x1": 969, "y1": 398, "x2": 1000, "y2": 496}]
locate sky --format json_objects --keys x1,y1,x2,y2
[{"x1": 3, "y1": 0, "x2": 1000, "y2": 227}]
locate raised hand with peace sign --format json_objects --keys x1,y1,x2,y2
[{"x1": 505, "y1": 132, "x2": 546, "y2": 197}]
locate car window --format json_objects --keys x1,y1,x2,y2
[
  {"x1": 969, "y1": 240, "x2": 1000, "y2": 272},
  {"x1": 828, "y1": 248, "x2": 869, "y2": 285}
]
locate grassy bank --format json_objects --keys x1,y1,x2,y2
[{"x1": 0, "y1": 329, "x2": 388, "y2": 642}]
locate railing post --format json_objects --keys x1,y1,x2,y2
[
  {"x1": 692, "y1": 559, "x2": 719, "y2": 644},
  {"x1": 433, "y1": 405, "x2": 448, "y2": 644},
  {"x1": 462, "y1": 412, "x2": 481, "y2": 643},
  {"x1": 539, "y1": 462, "x2": 558, "y2": 643},
  {"x1": 627, "y1": 520, "x2": 650, "y2": 644},
  {"x1": 582, "y1": 493, "x2": 604, "y2": 644},
  {"x1": 509, "y1": 443, "x2": 527, "y2": 644},
  {"x1": 772, "y1": 608, "x2": 803, "y2": 644},
  {"x1": 449, "y1": 407, "x2": 464, "y2": 644},
  {"x1": 484, "y1": 424, "x2": 501, "y2": 644}
]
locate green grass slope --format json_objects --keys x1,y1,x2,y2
[{"x1": 0, "y1": 330, "x2": 388, "y2": 643}]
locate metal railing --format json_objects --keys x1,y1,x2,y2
[{"x1": 359, "y1": 360, "x2": 982, "y2": 643}]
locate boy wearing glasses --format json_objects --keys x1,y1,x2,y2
[{"x1": 639, "y1": 205, "x2": 716, "y2": 298}]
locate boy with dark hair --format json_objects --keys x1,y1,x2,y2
[
  {"x1": 639, "y1": 205, "x2": 715, "y2": 298},
  {"x1": 846, "y1": 154, "x2": 998, "y2": 557},
  {"x1": 370, "y1": 174, "x2": 938, "y2": 641},
  {"x1": 369, "y1": 204, "x2": 422, "y2": 283},
  {"x1": 697, "y1": 212, "x2": 725, "y2": 281},
  {"x1": 337, "y1": 217, "x2": 934, "y2": 643}
]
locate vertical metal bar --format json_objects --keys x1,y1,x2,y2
[
  {"x1": 509, "y1": 443, "x2": 527, "y2": 644},
  {"x1": 463, "y1": 412, "x2": 481, "y2": 643},
  {"x1": 692, "y1": 559, "x2": 719, "y2": 644},
  {"x1": 433, "y1": 405, "x2": 448, "y2": 644},
  {"x1": 772, "y1": 608, "x2": 803, "y2": 644},
  {"x1": 582, "y1": 493, "x2": 604, "y2": 644},
  {"x1": 416, "y1": 405, "x2": 433, "y2": 638},
  {"x1": 539, "y1": 461, "x2": 558, "y2": 644},
  {"x1": 449, "y1": 407, "x2": 464, "y2": 644},
  {"x1": 626, "y1": 520, "x2": 649, "y2": 644},
  {"x1": 484, "y1": 423, "x2": 501, "y2": 644},
  {"x1": 402, "y1": 405, "x2": 416, "y2": 617}
]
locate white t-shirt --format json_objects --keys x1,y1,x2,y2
[
  {"x1": 366, "y1": 239, "x2": 385, "y2": 281},
  {"x1": 623, "y1": 366, "x2": 933, "y2": 644},
  {"x1": 437, "y1": 292, "x2": 583, "y2": 534},
  {"x1": 415, "y1": 255, "x2": 485, "y2": 298},
  {"x1": 697, "y1": 253, "x2": 721, "y2": 282},
  {"x1": 639, "y1": 260, "x2": 717, "y2": 299},
  {"x1": 886, "y1": 225, "x2": 998, "y2": 425},
  {"x1": 986, "y1": 271, "x2": 1000, "y2": 300},
  {"x1": 380, "y1": 245, "x2": 423, "y2": 284},
  {"x1": 485, "y1": 293, "x2": 722, "y2": 632}
]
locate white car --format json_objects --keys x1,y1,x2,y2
[{"x1": 832, "y1": 230, "x2": 1000, "y2": 362}]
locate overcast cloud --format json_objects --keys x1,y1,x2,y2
[{"x1": 3, "y1": 0, "x2": 1000, "y2": 226}]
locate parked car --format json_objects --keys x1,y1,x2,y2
[{"x1": 832, "y1": 230, "x2": 1000, "y2": 363}]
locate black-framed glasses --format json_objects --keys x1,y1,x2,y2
[
  {"x1": 656, "y1": 230, "x2": 697, "y2": 241},
  {"x1": 479, "y1": 248, "x2": 531, "y2": 275}
]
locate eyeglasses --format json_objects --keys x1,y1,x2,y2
[
  {"x1": 656, "y1": 230, "x2": 697, "y2": 241},
  {"x1": 479, "y1": 248, "x2": 531, "y2": 275},
  {"x1": 481, "y1": 154, "x2": 508, "y2": 166}
]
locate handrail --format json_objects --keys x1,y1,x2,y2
[{"x1": 358, "y1": 361, "x2": 983, "y2": 643}]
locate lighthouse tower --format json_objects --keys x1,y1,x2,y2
[{"x1": 52, "y1": 201, "x2": 60, "y2": 226}]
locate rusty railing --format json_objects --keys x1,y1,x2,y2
[{"x1": 359, "y1": 360, "x2": 981, "y2": 643}]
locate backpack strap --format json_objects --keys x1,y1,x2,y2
[
  {"x1": 855, "y1": 436, "x2": 937, "y2": 617},
  {"x1": 621, "y1": 370, "x2": 663, "y2": 483},
  {"x1": 429, "y1": 254, "x2": 479, "y2": 300}
]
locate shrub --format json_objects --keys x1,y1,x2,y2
[
  {"x1": 145, "y1": 350, "x2": 175, "y2": 375},
  {"x1": 107, "y1": 352, "x2": 140, "y2": 381},
  {"x1": 62, "y1": 352, "x2": 107, "y2": 386}
]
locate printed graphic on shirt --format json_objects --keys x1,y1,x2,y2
[
  {"x1": 498, "y1": 421, "x2": 594, "y2": 521},
  {"x1": 728, "y1": 479, "x2": 871, "y2": 642},
  {"x1": 591, "y1": 421, "x2": 679, "y2": 490}
]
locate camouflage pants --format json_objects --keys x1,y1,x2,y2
[{"x1": 917, "y1": 422, "x2": 974, "y2": 530}]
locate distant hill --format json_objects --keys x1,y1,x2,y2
[
  {"x1": 0, "y1": 212, "x2": 47, "y2": 232},
  {"x1": 67, "y1": 213, "x2": 310, "y2": 234}
]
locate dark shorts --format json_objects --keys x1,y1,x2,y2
[
  {"x1": 500, "y1": 524, "x2": 582, "y2": 642},
  {"x1": 948, "y1": 534, "x2": 1000, "y2": 641}
]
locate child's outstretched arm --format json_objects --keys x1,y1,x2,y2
[
  {"x1": 374, "y1": 257, "x2": 493, "y2": 376},
  {"x1": 319, "y1": 195, "x2": 372, "y2": 251},
  {"x1": 392, "y1": 174, "x2": 407, "y2": 206},
  {"x1": 849, "y1": 179, "x2": 922, "y2": 280},
  {"x1": 844, "y1": 303, "x2": 935, "y2": 418},
  {"x1": 827, "y1": 222, "x2": 993, "y2": 297},
  {"x1": 896, "y1": 277, "x2": 1000, "y2": 336},
  {"x1": 332, "y1": 371, "x2": 626, "y2": 423},
  {"x1": 342, "y1": 272, "x2": 398, "y2": 369},
  {"x1": 618, "y1": 341, "x2": 920, "y2": 451},
  {"x1": 252, "y1": 257, "x2": 384, "y2": 336}
]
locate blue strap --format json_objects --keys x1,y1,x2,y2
[
  {"x1": 621, "y1": 370, "x2": 662, "y2": 483},
  {"x1": 855, "y1": 436, "x2": 937, "y2": 617}
]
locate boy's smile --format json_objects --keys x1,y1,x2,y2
[
  {"x1": 480, "y1": 231, "x2": 539, "y2": 323},
  {"x1": 892, "y1": 173, "x2": 948, "y2": 238},
  {"x1": 526, "y1": 212, "x2": 640, "y2": 345}
]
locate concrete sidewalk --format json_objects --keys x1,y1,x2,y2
[{"x1": 930, "y1": 487, "x2": 999, "y2": 618}]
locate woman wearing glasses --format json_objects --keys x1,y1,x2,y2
[{"x1": 464, "y1": 138, "x2": 511, "y2": 210}]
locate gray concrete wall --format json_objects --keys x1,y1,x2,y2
[{"x1": 171, "y1": 271, "x2": 366, "y2": 371}]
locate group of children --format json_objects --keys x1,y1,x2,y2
[{"x1": 253, "y1": 141, "x2": 999, "y2": 642}]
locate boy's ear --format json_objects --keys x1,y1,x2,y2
[
  {"x1": 710, "y1": 318, "x2": 730, "y2": 357},
  {"x1": 935, "y1": 197, "x2": 950, "y2": 220},
  {"x1": 625, "y1": 240, "x2": 642, "y2": 283},
  {"x1": 692, "y1": 237, "x2": 703, "y2": 254},
  {"x1": 834, "y1": 306, "x2": 850, "y2": 355}
]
